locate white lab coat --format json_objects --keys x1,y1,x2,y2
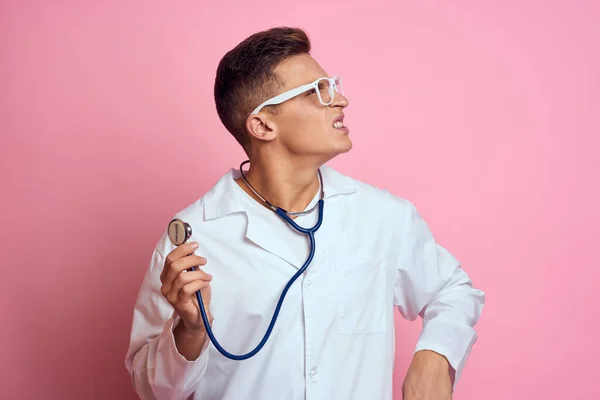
[{"x1": 125, "y1": 165, "x2": 485, "y2": 400}]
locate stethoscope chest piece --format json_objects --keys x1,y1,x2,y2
[{"x1": 168, "y1": 218, "x2": 192, "y2": 246}]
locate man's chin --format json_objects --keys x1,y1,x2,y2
[
  {"x1": 318, "y1": 141, "x2": 353, "y2": 164},
  {"x1": 336, "y1": 136, "x2": 353, "y2": 154}
]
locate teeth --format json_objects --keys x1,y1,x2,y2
[{"x1": 334, "y1": 121, "x2": 344, "y2": 128}]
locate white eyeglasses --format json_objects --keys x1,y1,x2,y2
[{"x1": 250, "y1": 76, "x2": 344, "y2": 115}]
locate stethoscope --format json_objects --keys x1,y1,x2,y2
[{"x1": 167, "y1": 160, "x2": 324, "y2": 360}]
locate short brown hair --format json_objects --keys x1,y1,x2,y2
[{"x1": 214, "y1": 27, "x2": 311, "y2": 152}]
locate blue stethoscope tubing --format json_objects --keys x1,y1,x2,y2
[{"x1": 192, "y1": 199, "x2": 324, "y2": 360}]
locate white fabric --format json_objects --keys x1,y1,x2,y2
[{"x1": 125, "y1": 165, "x2": 485, "y2": 400}]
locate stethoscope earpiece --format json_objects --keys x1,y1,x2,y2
[{"x1": 168, "y1": 218, "x2": 192, "y2": 246}]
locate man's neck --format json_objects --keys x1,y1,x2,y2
[{"x1": 235, "y1": 157, "x2": 321, "y2": 215}]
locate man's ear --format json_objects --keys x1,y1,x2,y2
[{"x1": 246, "y1": 113, "x2": 277, "y2": 143}]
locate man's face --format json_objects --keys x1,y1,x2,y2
[{"x1": 254, "y1": 53, "x2": 352, "y2": 162}]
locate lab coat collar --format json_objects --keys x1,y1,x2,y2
[
  {"x1": 202, "y1": 164, "x2": 356, "y2": 269},
  {"x1": 203, "y1": 164, "x2": 357, "y2": 221}
]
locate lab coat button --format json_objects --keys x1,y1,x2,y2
[
  {"x1": 305, "y1": 279, "x2": 313, "y2": 288},
  {"x1": 309, "y1": 367, "x2": 318, "y2": 379}
]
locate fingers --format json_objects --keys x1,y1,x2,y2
[
  {"x1": 180, "y1": 280, "x2": 211, "y2": 303},
  {"x1": 164, "y1": 255, "x2": 207, "y2": 288},
  {"x1": 161, "y1": 241, "x2": 199, "y2": 281},
  {"x1": 167, "y1": 269, "x2": 212, "y2": 305},
  {"x1": 162, "y1": 252, "x2": 207, "y2": 288}
]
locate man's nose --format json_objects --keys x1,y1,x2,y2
[{"x1": 332, "y1": 90, "x2": 349, "y2": 108}]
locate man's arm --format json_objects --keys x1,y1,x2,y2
[
  {"x1": 391, "y1": 198, "x2": 485, "y2": 396},
  {"x1": 402, "y1": 350, "x2": 455, "y2": 400},
  {"x1": 124, "y1": 245, "x2": 211, "y2": 400},
  {"x1": 173, "y1": 323, "x2": 210, "y2": 361}
]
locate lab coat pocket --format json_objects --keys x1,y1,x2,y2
[{"x1": 336, "y1": 257, "x2": 387, "y2": 335}]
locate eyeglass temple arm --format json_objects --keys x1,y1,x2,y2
[{"x1": 251, "y1": 82, "x2": 315, "y2": 115}]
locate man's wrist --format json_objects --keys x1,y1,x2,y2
[
  {"x1": 177, "y1": 314, "x2": 213, "y2": 336},
  {"x1": 176, "y1": 320, "x2": 206, "y2": 336},
  {"x1": 415, "y1": 350, "x2": 455, "y2": 381},
  {"x1": 414, "y1": 350, "x2": 450, "y2": 367},
  {"x1": 173, "y1": 318, "x2": 210, "y2": 361}
]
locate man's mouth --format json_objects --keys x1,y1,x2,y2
[{"x1": 333, "y1": 114, "x2": 345, "y2": 129}]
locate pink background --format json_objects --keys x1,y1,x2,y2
[{"x1": 1, "y1": 1, "x2": 599, "y2": 399}]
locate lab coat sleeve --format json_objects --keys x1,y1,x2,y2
[
  {"x1": 392, "y1": 199, "x2": 485, "y2": 388},
  {"x1": 125, "y1": 246, "x2": 210, "y2": 400}
]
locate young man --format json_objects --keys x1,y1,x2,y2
[{"x1": 125, "y1": 27, "x2": 484, "y2": 400}]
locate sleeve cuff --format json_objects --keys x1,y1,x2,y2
[
  {"x1": 151, "y1": 312, "x2": 210, "y2": 395},
  {"x1": 414, "y1": 317, "x2": 478, "y2": 390}
]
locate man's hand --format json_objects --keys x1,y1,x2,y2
[
  {"x1": 160, "y1": 241, "x2": 214, "y2": 360},
  {"x1": 402, "y1": 350, "x2": 454, "y2": 400},
  {"x1": 160, "y1": 241, "x2": 213, "y2": 332}
]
